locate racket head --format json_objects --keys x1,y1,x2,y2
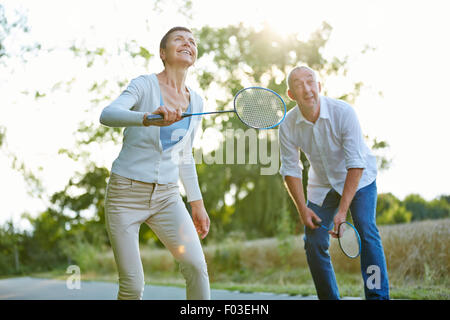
[
  {"x1": 233, "y1": 87, "x2": 286, "y2": 129},
  {"x1": 337, "y1": 222, "x2": 361, "y2": 258}
]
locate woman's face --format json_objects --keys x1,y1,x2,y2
[{"x1": 161, "y1": 30, "x2": 197, "y2": 68}]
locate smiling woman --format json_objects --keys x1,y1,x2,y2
[{"x1": 98, "y1": 26, "x2": 211, "y2": 300}]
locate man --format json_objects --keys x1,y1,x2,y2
[{"x1": 279, "y1": 66, "x2": 389, "y2": 300}]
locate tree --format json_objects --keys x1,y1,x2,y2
[
  {"x1": 0, "y1": 220, "x2": 23, "y2": 274},
  {"x1": 1, "y1": 4, "x2": 43, "y2": 197},
  {"x1": 404, "y1": 194, "x2": 429, "y2": 221},
  {"x1": 0, "y1": 4, "x2": 40, "y2": 63},
  {"x1": 376, "y1": 197, "x2": 412, "y2": 225},
  {"x1": 1, "y1": 11, "x2": 393, "y2": 274},
  {"x1": 404, "y1": 194, "x2": 450, "y2": 221},
  {"x1": 192, "y1": 22, "x2": 389, "y2": 239}
]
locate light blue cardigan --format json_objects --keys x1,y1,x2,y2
[{"x1": 99, "y1": 74, "x2": 203, "y2": 202}]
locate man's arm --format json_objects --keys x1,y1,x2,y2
[
  {"x1": 284, "y1": 175, "x2": 321, "y2": 229},
  {"x1": 331, "y1": 168, "x2": 363, "y2": 237},
  {"x1": 332, "y1": 104, "x2": 367, "y2": 236},
  {"x1": 279, "y1": 120, "x2": 321, "y2": 229}
]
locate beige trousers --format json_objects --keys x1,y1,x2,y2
[{"x1": 105, "y1": 173, "x2": 210, "y2": 300}]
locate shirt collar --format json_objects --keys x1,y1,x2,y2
[{"x1": 295, "y1": 96, "x2": 329, "y2": 124}]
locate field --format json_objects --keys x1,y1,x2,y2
[{"x1": 37, "y1": 219, "x2": 450, "y2": 299}]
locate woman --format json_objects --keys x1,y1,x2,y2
[{"x1": 99, "y1": 27, "x2": 210, "y2": 300}]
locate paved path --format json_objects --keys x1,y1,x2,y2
[{"x1": 0, "y1": 277, "x2": 361, "y2": 300}]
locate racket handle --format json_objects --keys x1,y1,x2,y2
[
  {"x1": 313, "y1": 221, "x2": 329, "y2": 231},
  {"x1": 146, "y1": 110, "x2": 234, "y2": 121},
  {"x1": 146, "y1": 113, "x2": 192, "y2": 121}
]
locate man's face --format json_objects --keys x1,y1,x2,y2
[
  {"x1": 288, "y1": 68, "x2": 321, "y2": 110},
  {"x1": 161, "y1": 30, "x2": 197, "y2": 67}
]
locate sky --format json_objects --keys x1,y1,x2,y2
[{"x1": 1, "y1": 0, "x2": 449, "y2": 229}]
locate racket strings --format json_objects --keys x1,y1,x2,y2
[
  {"x1": 234, "y1": 88, "x2": 285, "y2": 129},
  {"x1": 338, "y1": 223, "x2": 360, "y2": 258}
]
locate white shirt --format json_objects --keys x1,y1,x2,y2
[
  {"x1": 279, "y1": 95, "x2": 377, "y2": 206},
  {"x1": 99, "y1": 74, "x2": 203, "y2": 202}
]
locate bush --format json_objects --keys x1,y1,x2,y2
[{"x1": 377, "y1": 202, "x2": 412, "y2": 225}]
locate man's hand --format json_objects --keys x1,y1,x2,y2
[
  {"x1": 190, "y1": 200, "x2": 210, "y2": 239},
  {"x1": 330, "y1": 211, "x2": 347, "y2": 238},
  {"x1": 283, "y1": 176, "x2": 322, "y2": 230},
  {"x1": 330, "y1": 168, "x2": 363, "y2": 238},
  {"x1": 143, "y1": 105, "x2": 182, "y2": 127},
  {"x1": 299, "y1": 206, "x2": 322, "y2": 230}
]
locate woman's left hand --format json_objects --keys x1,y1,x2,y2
[{"x1": 190, "y1": 200, "x2": 210, "y2": 239}]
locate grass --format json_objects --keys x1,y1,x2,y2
[{"x1": 27, "y1": 219, "x2": 450, "y2": 300}]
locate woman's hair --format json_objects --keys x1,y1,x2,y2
[{"x1": 159, "y1": 26, "x2": 193, "y2": 50}]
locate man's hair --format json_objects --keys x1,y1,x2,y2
[
  {"x1": 159, "y1": 26, "x2": 193, "y2": 66},
  {"x1": 287, "y1": 65, "x2": 319, "y2": 89}
]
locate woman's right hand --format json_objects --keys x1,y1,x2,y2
[{"x1": 143, "y1": 105, "x2": 182, "y2": 127}]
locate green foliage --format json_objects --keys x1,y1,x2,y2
[
  {"x1": 377, "y1": 193, "x2": 412, "y2": 225},
  {"x1": 0, "y1": 14, "x2": 411, "y2": 275},
  {"x1": 211, "y1": 245, "x2": 243, "y2": 274},
  {"x1": 371, "y1": 137, "x2": 391, "y2": 171},
  {"x1": 50, "y1": 166, "x2": 108, "y2": 216},
  {"x1": 77, "y1": 219, "x2": 449, "y2": 299},
  {"x1": 130, "y1": 46, "x2": 153, "y2": 61},
  {"x1": 404, "y1": 194, "x2": 450, "y2": 221},
  {"x1": 64, "y1": 241, "x2": 100, "y2": 272},
  {"x1": 428, "y1": 196, "x2": 450, "y2": 219},
  {"x1": 0, "y1": 5, "x2": 44, "y2": 199},
  {"x1": 376, "y1": 193, "x2": 412, "y2": 225},
  {"x1": 193, "y1": 22, "x2": 372, "y2": 238},
  {"x1": 276, "y1": 208, "x2": 296, "y2": 267},
  {"x1": 404, "y1": 194, "x2": 430, "y2": 221},
  {"x1": 0, "y1": 3, "x2": 40, "y2": 64},
  {"x1": 12, "y1": 210, "x2": 69, "y2": 272},
  {"x1": 0, "y1": 125, "x2": 5, "y2": 147},
  {"x1": 376, "y1": 193, "x2": 450, "y2": 224},
  {"x1": 1, "y1": 128, "x2": 45, "y2": 198},
  {"x1": 0, "y1": 221, "x2": 22, "y2": 274},
  {"x1": 377, "y1": 202, "x2": 412, "y2": 225}
]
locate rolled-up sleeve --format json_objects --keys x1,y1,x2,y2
[
  {"x1": 341, "y1": 107, "x2": 367, "y2": 170},
  {"x1": 279, "y1": 121, "x2": 303, "y2": 179},
  {"x1": 99, "y1": 77, "x2": 146, "y2": 127}
]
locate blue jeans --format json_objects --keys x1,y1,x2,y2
[{"x1": 303, "y1": 180, "x2": 389, "y2": 300}]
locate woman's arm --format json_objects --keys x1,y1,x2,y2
[{"x1": 99, "y1": 78, "x2": 146, "y2": 127}]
